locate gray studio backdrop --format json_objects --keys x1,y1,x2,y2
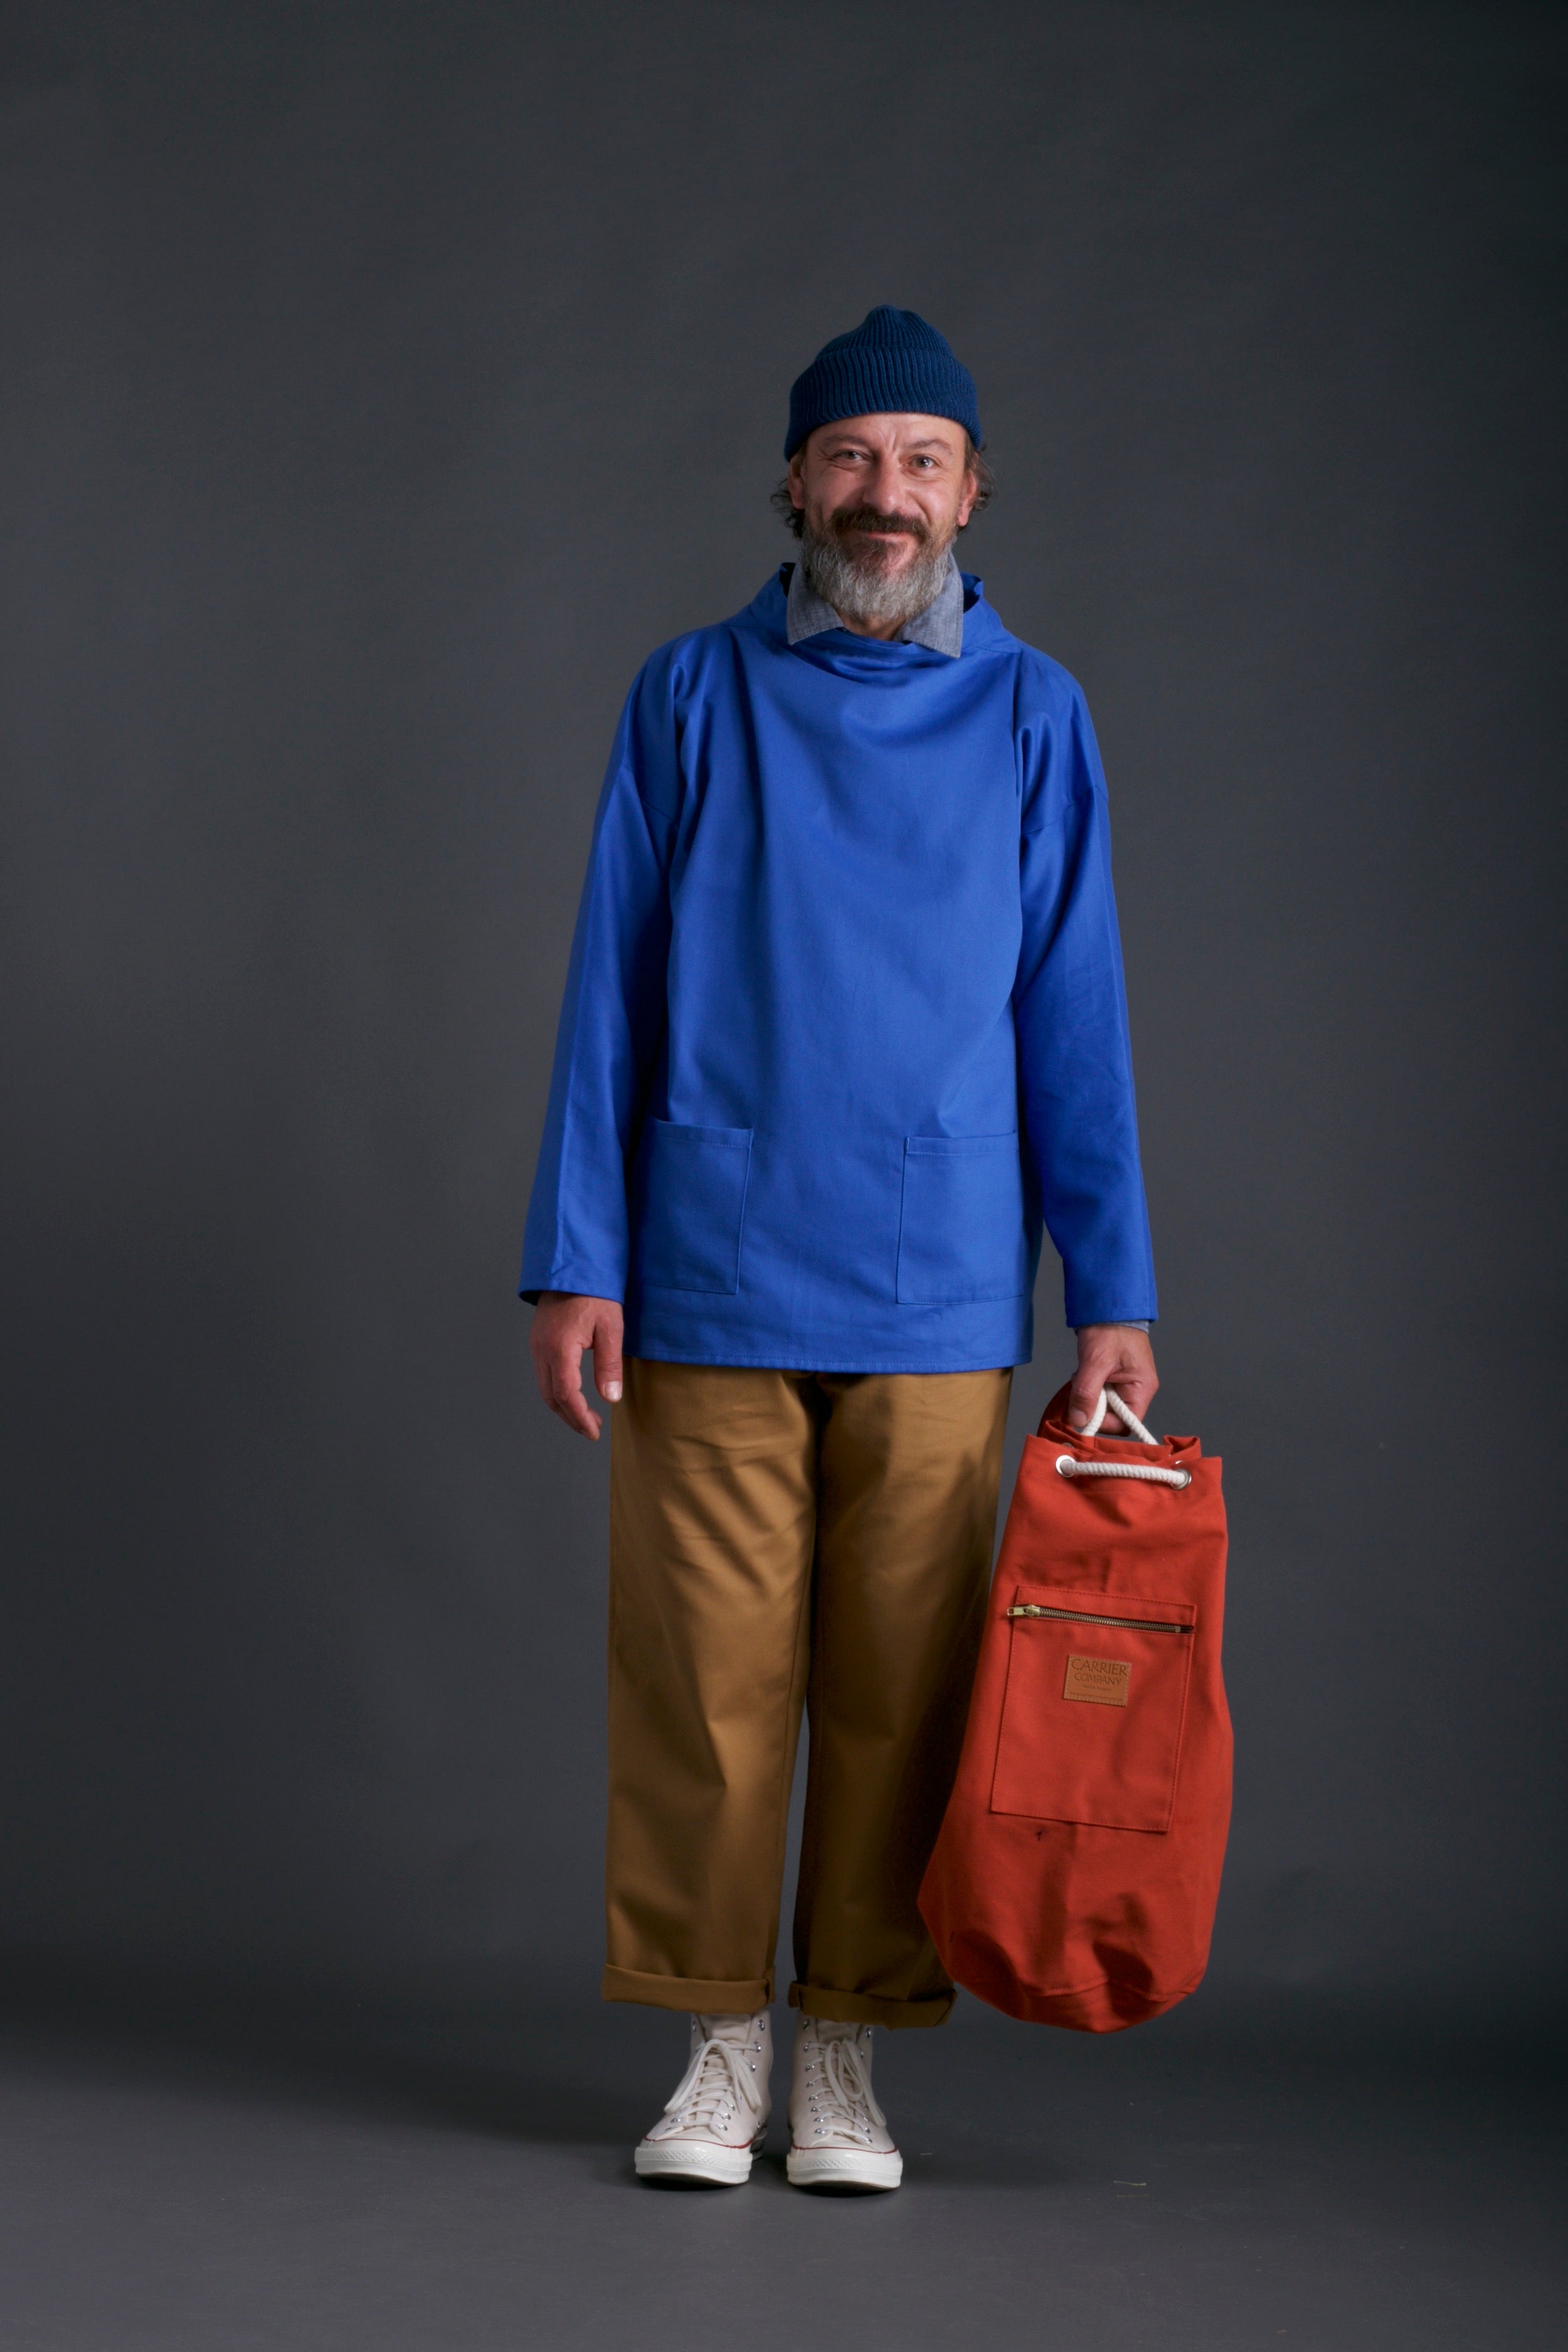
[{"x1": 2, "y1": 1, "x2": 1562, "y2": 2034}]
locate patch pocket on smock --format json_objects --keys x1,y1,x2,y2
[
  {"x1": 989, "y1": 1586, "x2": 1197, "y2": 1833},
  {"x1": 633, "y1": 1119, "x2": 753, "y2": 1295},
  {"x1": 896, "y1": 1133, "x2": 1029, "y2": 1305}
]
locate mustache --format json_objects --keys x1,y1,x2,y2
[{"x1": 824, "y1": 504, "x2": 932, "y2": 545}]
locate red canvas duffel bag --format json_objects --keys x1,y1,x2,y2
[{"x1": 919, "y1": 1382, "x2": 1232, "y2": 2031}]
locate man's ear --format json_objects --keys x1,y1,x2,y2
[
  {"x1": 956, "y1": 467, "x2": 978, "y2": 530},
  {"x1": 788, "y1": 452, "x2": 807, "y2": 512}
]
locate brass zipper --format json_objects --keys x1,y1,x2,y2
[{"x1": 1006, "y1": 1602, "x2": 1190, "y2": 1635}]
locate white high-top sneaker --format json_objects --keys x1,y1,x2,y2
[
  {"x1": 633, "y1": 2010, "x2": 773, "y2": 2185},
  {"x1": 786, "y1": 2013, "x2": 903, "y2": 2191}
]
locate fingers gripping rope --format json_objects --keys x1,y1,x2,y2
[{"x1": 1058, "y1": 1387, "x2": 1192, "y2": 1489}]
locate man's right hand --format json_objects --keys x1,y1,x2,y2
[{"x1": 529, "y1": 1291, "x2": 624, "y2": 1440}]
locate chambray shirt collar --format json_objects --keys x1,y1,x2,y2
[{"x1": 786, "y1": 548, "x2": 965, "y2": 657}]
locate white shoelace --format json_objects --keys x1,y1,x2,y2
[
  {"x1": 800, "y1": 2030, "x2": 886, "y2": 2148},
  {"x1": 658, "y1": 2031, "x2": 760, "y2": 2139}
]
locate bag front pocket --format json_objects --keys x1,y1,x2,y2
[
  {"x1": 989, "y1": 1585, "x2": 1197, "y2": 1833},
  {"x1": 632, "y1": 1118, "x2": 753, "y2": 1295},
  {"x1": 896, "y1": 1133, "x2": 1029, "y2": 1304}
]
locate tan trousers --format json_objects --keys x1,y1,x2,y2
[{"x1": 603, "y1": 1358, "x2": 1012, "y2": 2028}]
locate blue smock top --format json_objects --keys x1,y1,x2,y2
[{"x1": 519, "y1": 569, "x2": 1157, "y2": 1371}]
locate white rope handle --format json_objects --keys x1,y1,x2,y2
[{"x1": 1056, "y1": 1386, "x2": 1192, "y2": 1489}]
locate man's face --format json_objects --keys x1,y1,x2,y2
[{"x1": 788, "y1": 413, "x2": 977, "y2": 576}]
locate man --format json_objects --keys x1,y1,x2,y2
[{"x1": 521, "y1": 307, "x2": 1157, "y2": 2191}]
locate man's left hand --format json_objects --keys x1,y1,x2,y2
[{"x1": 1069, "y1": 1325, "x2": 1158, "y2": 1433}]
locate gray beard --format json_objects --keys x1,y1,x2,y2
[{"x1": 800, "y1": 523, "x2": 955, "y2": 635}]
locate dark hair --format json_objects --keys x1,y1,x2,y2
[{"x1": 770, "y1": 433, "x2": 994, "y2": 537}]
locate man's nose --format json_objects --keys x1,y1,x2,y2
[{"x1": 866, "y1": 455, "x2": 909, "y2": 514}]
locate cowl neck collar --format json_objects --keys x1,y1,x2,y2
[{"x1": 746, "y1": 568, "x2": 1004, "y2": 679}]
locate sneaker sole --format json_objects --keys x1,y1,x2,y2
[
  {"x1": 786, "y1": 2146, "x2": 903, "y2": 2193},
  {"x1": 634, "y1": 2134, "x2": 763, "y2": 2187}
]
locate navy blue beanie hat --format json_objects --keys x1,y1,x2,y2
[{"x1": 785, "y1": 306, "x2": 982, "y2": 460}]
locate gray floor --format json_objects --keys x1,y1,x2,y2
[{"x1": 0, "y1": 1992, "x2": 1561, "y2": 2351}]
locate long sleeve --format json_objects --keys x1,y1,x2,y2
[
  {"x1": 518, "y1": 671, "x2": 677, "y2": 1303},
  {"x1": 1013, "y1": 682, "x2": 1157, "y2": 1327}
]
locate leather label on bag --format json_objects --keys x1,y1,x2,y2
[{"x1": 1063, "y1": 1654, "x2": 1131, "y2": 1707}]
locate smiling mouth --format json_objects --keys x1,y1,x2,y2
[{"x1": 830, "y1": 507, "x2": 930, "y2": 545}]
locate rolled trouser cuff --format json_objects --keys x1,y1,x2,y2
[
  {"x1": 789, "y1": 1979, "x2": 954, "y2": 2030},
  {"x1": 601, "y1": 1963, "x2": 775, "y2": 2014}
]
